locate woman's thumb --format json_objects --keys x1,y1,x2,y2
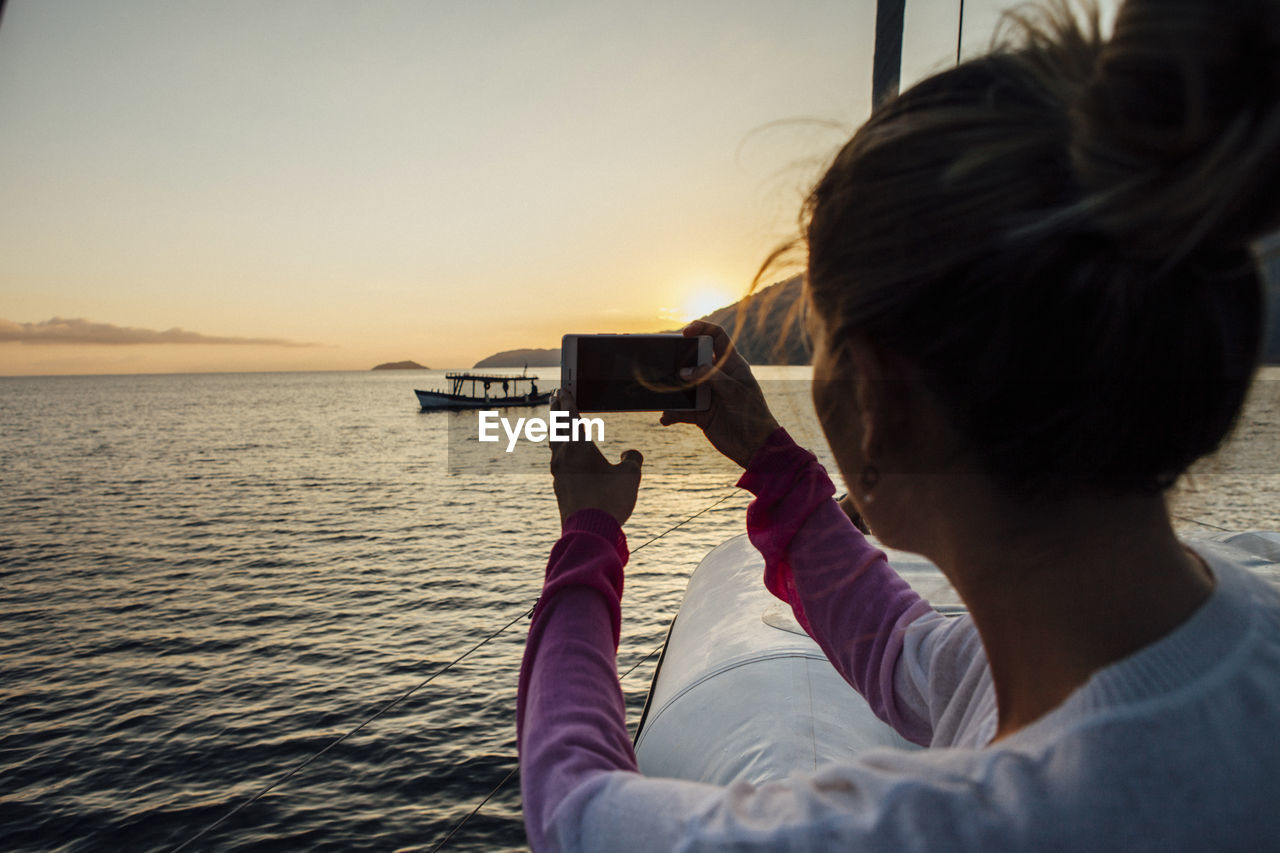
[{"x1": 619, "y1": 449, "x2": 643, "y2": 471}]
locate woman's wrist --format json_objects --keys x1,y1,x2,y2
[
  {"x1": 739, "y1": 425, "x2": 794, "y2": 474},
  {"x1": 560, "y1": 507, "x2": 628, "y2": 561}
]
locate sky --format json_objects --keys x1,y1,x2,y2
[{"x1": 0, "y1": 0, "x2": 1116, "y2": 375}]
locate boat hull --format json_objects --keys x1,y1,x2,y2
[
  {"x1": 414, "y1": 389, "x2": 551, "y2": 411},
  {"x1": 635, "y1": 530, "x2": 1280, "y2": 788},
  {"x1": 633, "y1": 533, "x2": 925, "y2": 786}
]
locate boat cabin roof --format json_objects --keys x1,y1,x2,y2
[{"x1": 445, "y1": 372, "x2": 538, "y2": 383}]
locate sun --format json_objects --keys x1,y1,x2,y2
[{"x1": 680, "y1": 284, "x2": 736, "y2": 322}]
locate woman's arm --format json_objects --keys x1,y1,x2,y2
[
  {"x1": 738, "y1": 427, "x2": 936, "y2": 745},
  {"x1": 518, "y1": 389, "x2": 653, "y2": 850},
  {"x1": 517, "y1": 509, "x2": 640, "y2": 852},
  {"x1": 658, "y1": 322, "x2": 940, "y2": 744}
]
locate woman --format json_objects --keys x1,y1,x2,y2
[{"x1": 518, "y1": 0, "x2": 1280, "y2": 849}]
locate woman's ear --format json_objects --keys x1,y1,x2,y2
[{"x1": 841, "y1": 338, "x2": 910, "y2": 466}]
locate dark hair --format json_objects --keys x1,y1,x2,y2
[{"x1": 799, "y1": 0, "x2": 1280, "y2": 495}]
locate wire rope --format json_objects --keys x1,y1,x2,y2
[
  {"x1": 427, "y1": 638, "x2": 669, "y2": 853},
  {"x1": 171, "y1": 486, "x2": 742, "y2": 852},
  {"x1": 171, "y1": 605, "x2": 535, "y2": 852},
  {"x1": 1171, "y1": 513, "x2": 1233, "y2": 533},
  {"x1": 424, "y1": 493, "x2": 741, "y2": 850}
]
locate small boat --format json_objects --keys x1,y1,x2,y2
[{"x1": 414, "y1": 371, "x2": 551, "y2": 411}]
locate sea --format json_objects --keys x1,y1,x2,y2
[{"x1": 3, "y1": 367, "x2": 1278, "y2": 852}]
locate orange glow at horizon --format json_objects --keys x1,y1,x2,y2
[{"x1": 680, "y1": 284, "x2": 737, "y2": 322}]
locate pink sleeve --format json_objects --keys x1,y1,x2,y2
[
  {"x1": 517, "y1": 508, "x2": 639, "y2": 852},
  {"x1": 737, "y1": 428, "x2": 935, "y2": 745}
]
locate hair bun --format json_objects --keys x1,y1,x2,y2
[{"x1": 1069, "y1": 0, "x2": 1280, "y2": 263}]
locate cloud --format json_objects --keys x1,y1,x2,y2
[{"x1": 0, "y1": 317, "x2": 318, "y2": 347}]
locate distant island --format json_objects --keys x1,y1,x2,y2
[
  {"x1": 473, "y1": 348, "x2": 560, "y2": 369},
  {"x1": 471, "y1": 276, "x2": 810, "y2": 368},
  {"x1": 372, "y1": 360, "x2": 429, "y2": 370}
]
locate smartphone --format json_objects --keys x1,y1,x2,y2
[{"x1": 561, "y1": 333, "x2": 712, "y2": 412}]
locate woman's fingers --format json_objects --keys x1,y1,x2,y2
[
  {"x1": 616, "y1": 449, "x2": 643, "y2": 486},
  {"x1": 549, "y1": 389, "x2": 589, "y2": 471},
  {"x1": 550, "y1": 387, "x2": 581, "y2": 420},
  {"x1": 683, "y1": 321, "x2": 757, "y2": 385},
  {"x1": 661, "y1": 321, "x2": 780, "y2": 467},
  {"x1": 682, "y1": 320, "x2": 732, "y2": 358},
  {"x1": 549, "y1": 391, "x2": 607, "y2": 476},
  {"x1": 550, "y1": 434, "x2": 600, "y2": 472},
  {"x1": 551, "y1": 438, "x2": 643, "y2": 526}
]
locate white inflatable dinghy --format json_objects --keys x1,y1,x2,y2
[{"x1": 633, "y1": 530, "x2": 1280, "y2": 787}]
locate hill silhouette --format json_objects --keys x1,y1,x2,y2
[
  {"x1": 473, "y1": 347, "x2": 560, "y2": 368},
  {"x1": 688, "y1": 276, "x2": 808, "y2": 364},
  {"x1": 475, "y1": 256, "x2": 1280, "y2": 367},
  {"x1": 372, "y1": 360, "x2": 428, "y2": 370},
  {"x1": 472, "y1": 277, "x2": 809, "y2": 368}
]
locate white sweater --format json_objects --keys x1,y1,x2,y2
[{"x1": 547, "y1": 537, "x2": 1280, "y2": 852}]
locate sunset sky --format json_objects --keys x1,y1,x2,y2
[{"x1": 0, "y1": 0, "x2": 1116, "y2": 375}]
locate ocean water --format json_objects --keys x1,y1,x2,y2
[{"x1": 2, "y1": 367, "x2": 1277, "y2": 852}]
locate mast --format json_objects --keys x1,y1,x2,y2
[{"x1": 872, "y1": 0, "x2": 906, "y2": 108}]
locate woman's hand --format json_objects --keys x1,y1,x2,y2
[
  {"x1": 660, "y1": 321, "x2": 781, "y2": 468},
  {"x1": 549, "y1": 390, "x2": 643, "y2": 526}
]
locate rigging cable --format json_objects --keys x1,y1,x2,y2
[
  {"x1": 170, "y1": 486, "x2": 742, "y2": 852},
  {"x1": 629, "y1": 489, "x2": 741, "y2": 554},
  {"x1": 171, "y1": 604, "x2": 536, "y2": 852},
  {"x1": 1171, "y1": 514, "x2": 1232, "y2": 533},
  {"x1": 426, "y1": 492, "x2": 741, "y2": 850},
  {"x1": 426, "y1": 640, "x2": 669, "y2": 853}
]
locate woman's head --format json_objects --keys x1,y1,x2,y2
[{"x1": 803, "y1": 0, "x2": 1279, "y2": 500}]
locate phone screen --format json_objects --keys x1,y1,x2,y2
[{"x1": 575, "y1": 336, "x2": 701, "y2": 411}]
